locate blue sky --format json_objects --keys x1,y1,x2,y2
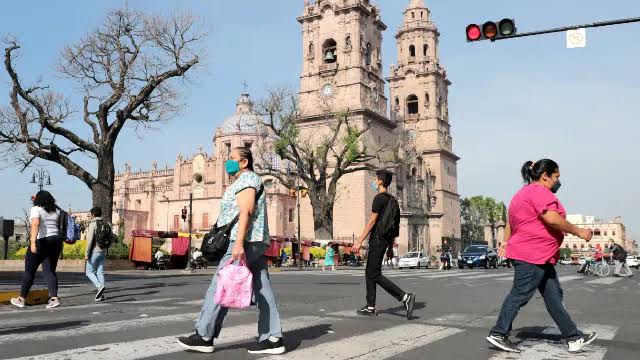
[{"x1": 1, "y1": 0, "x2": 639, "y2": 241}]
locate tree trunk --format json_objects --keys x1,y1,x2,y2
[
  {"x1": 309, "y1": 185, "x2": 334, "y2": 242},
  {"x1": 92, "y1": 147, "x2": 115, "y2": 222}
]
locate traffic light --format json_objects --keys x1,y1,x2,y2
[
  {"x1": 181, "y1": 207, "x2": 188, "y2": 221},
  {"x1": 466, "y1": 18, "x2": 516, "y2": 42}
]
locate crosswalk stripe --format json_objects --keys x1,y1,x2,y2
[
  {"x1": 427, "y1": 313, "x2": 496, "y2": 328},
  {"x1": 558, "y1": 275, "x2": 584, "y2": 283},
  {"x1": 0, "y1": 312, "x2": 199, "y2": 345},
  {"x1": 489, "y1": 340, "x2": 606, "y2": 359},
  {"x1": 585, "y1": 277, "x2": 624, "y2": 285},
  {"x1": 118, "y1": 297, "x2": 183, "y2": 304},
  {"x1": 264, "y1": 324, "x2": 463, "y2": 360},
  {"x1": 5, "y1": 316, "x2": 337, "y2": 360},
  {"x1": 455, "y1": 273, "x2": 512, "y2": 280}
]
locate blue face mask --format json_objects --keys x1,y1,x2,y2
[
  {"x1": 225, "y1": 160, "x2": 240, "y2": 176},
  {"x1": 371, "y1": 181, "x2": 379, "y2": 190}
]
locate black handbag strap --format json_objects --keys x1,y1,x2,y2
[{"x1": 215, "y1": 184, "x2": 264, "y2": 233}]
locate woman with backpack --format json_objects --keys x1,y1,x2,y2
[
  {"x1": 11, "y1": 191, "x2": 63, "y2": 309},
  {"x1": 178, "y1": 147, "x2": 285, "y2": 355}
]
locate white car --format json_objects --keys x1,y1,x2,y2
[
  {"x1": 626, "y1": 255, "x2": 639, "y2": 269},
  {"x1": 559, "y1": 259, "x2": 572, "y2": 265},
  {"x1": 398, "y1": 251, "x2": 430, "y2": 269}
]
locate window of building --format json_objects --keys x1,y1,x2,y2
[
  {"x1": 15, "y1": 235, "x2": 21, "y2": 242},
  {"x1": 580, "y1": 244, "x2": 585, "y2": 249},
  {"x1": 604, "y1": 231, "x2": 607, "y2": 236},
  {"x1": 612, "y1": 231, "x2": 616, "y2": 236},
  {"x1": 322, "y1": 38, "x2": 337, "y2": 64},
  {"x1": 594, "y1": 229, "x2": 601, "y2": 236},
  {"x1": 423, "y1": 44, "x2": 428, "y2": 57},
  {"x1": 565, "y1": 244, "x2": 570, "y2": 248},
  {"x1": 411, "y1": 12, "x2": 415, "y2": 19},
  {"x1": 395, "y1": 96, "x2": 400, "y2": 108},
  {"x1": 407, "y1": 94, "x2": 419, "y2": 115},
  {"x1": 202, "y1": 213, "x2": 209, "y2": 229},
  {"x1": 173, "y1": 215, "x2": 180, "y2": 231},
  {"x1": 572, "y1": 244, "x2": 577, "y2": 249},
  {"x1": 424, "y1": 93, "x2": 430, "y2": 108},
  {"x1": 225, "y1": 143, "x2": 231, "y2": 157},
  {"x1": 288, "y1": 209, "x2": 294, "y2": 222},
  {"x1": 421, "y1": 11, "x2": 424, "y2": 18},
  {"x1": 244, "y1": 141, "x2": 252, "y2": 149},
  {"x1": 409, "y1": 44, "x2": 416, "y2": 57}
]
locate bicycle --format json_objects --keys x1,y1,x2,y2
[{"x1": 582, "y1": 260, "x2": 609, "y2": 277}]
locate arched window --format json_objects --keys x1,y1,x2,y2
[
  {"x1": 345, "y1": 35, "x2": 352, "y2": 50},
  {"x1": 395, "y1": 96, "x2": 400, "y2": 108},
  {"x1": 409, "y1": 44, "x2": 416, "y2": 57},
  {"x1": 322, "y1": 38, "x2": 337, "y2": 64},
  {"x1": 411, "y1": 167, "x2": 417, "y2": 177},
  {"x1": 594, "y1": 229, "x2": 601, "y2": 236},
  {"x1": 407, "y1": 94, "x2": 419, "y2": 115},
  {"x1": 411, "y1": 12, "x2": 415, "y2": 19},
  {"x1": 423, "y1": 44, "x2": 428, "y2": 56},
  {"x1": 365, "y1": 43, "x2": 372, "y2": 65},
  {"x1": 421, "y1": 11, "x2": 424, "y2": 18},
  {"x1": 424, "y1": 93, "x2": 430, "y2": 108}
]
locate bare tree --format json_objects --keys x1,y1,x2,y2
[
  {"x1": 20, "y1": 208, "x2": 31, "y2": 242},
  {"x1": 255, "y1": 88, "x2": 400, "y2": 241},
  {"x1": 0, "y1": 8, "x2": 205, "y2": 220}
]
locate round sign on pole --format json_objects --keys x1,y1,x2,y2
[{"x1": 567, "y1": 28, "x2": 586, "y2": 48}]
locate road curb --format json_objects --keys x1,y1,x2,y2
[{"x1": 0, "y1": 289, "x2": 49, "y2": 305}]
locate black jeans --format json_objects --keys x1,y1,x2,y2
[
  {"x1": 366, "y1": 236, "x2": 405, "y2": 307},
  {"x1": 490, "y1": 260, "x2": 582, "y2": 341},
  {"x1": 20, "y1": 236, "x2": 63, "y2": 298}
]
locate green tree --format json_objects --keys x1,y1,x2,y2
[{"x1": 460, "y1": 196, "x2": 506, "y2": 244}]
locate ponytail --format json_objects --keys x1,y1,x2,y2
[{"x1": 521, "y1": 159, "x2": 559, "y2": 184}]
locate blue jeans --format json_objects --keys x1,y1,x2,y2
[
  {"x1": 86, "y1": 251, "x2": 107, "y2": 288},
  {"x1": 490, "y1": 260, "x2": 582, "y2": 341},
  {"x1": 195, "y1": 242, "x2": 283, "y2": 342}
]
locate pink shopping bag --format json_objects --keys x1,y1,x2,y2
[{"x1": 214, "y1": 257, "x2": 253, "y2": 309}]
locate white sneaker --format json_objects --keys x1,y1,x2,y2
[
  {"x1": 568, "y1": 332, "x2": 597, "y2": 353},
  {"x1": 10, "y1": 297, "x2": 25, "y2": 308},
  {"x1": 46, "y1": 298, "x2": 61, "y2": 309}
]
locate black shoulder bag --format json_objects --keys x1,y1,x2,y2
[{"x1": 202, "y1": 185, "x2": 264, "y2": 262}]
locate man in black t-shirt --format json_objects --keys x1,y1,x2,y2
[
  {"x1": 352, "y1": 170, "x2": 416, "y2": 319},
  {"x1": 609, "y1": 240, "x2": 632, "y2": 277}
]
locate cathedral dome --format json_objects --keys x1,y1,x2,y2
[{"x1": 218, "y1": 93, "x2": 265, "y2": 135}]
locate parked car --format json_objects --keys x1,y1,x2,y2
[
  {"x1": 626, "y1": 255, "x2": 639, "y2": 269},
  {"x1": 559, "y1": 259, "x2": 572, "y2": 265},
  {"x1": 458, "y1": 244, "x2": 498, "y2": 269},
  {"x1": 398, "y1": 251, "x2": 430, "y2": 269}
]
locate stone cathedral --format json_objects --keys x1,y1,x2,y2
[{"x1": 111, "y1": 0, "x2": 460, "y2": 257}]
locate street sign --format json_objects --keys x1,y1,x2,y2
[{"x1": 567, "y1": 28, "x2": 586, "y2": 48}]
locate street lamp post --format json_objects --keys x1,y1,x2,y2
[
  {"x1": 185, "y1": 193, "x2": 194, "y2": 271},
  {"x1": 30, "y1": 169, "x2": 52, "y2": 191}
]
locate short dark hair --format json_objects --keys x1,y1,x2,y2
[
  {"x1": 90, "y1": 207, "x2": 102, "y2": 217},
  {"x1": 521, "y1": 159, "x2": 559, "y2": 184},
  {"x1": 376, "y1": 170, "x2": 393, "y2": 188}
]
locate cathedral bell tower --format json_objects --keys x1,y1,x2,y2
[{"x1": 387, "y1": 0, "x2": 461, "y2": 249}]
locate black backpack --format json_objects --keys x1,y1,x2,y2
[
  {"x1": 376, "y1": 193, "x2": 400, "y2": 239},
  {"x1": 95, "y1": 220, "x2": 114, "y2": 249}
]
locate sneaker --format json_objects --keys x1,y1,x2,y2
[
  {"x1": 403, "y1": 293, "x2": 416, "y2": 320},
  {"x1": 96, "y1": 286, "x2": 106, "y2": 300},
  {"x1": 247, "y1": 338, "x2": 285, "y2": 355},
  {"x1": 95, "y1": 295, "x2": 105, "y2": 302},
  {"x1": 486, "y1": 334, "x2": 521, "y2": 353},
  {"x1": 568, "y1": 332, "x2": 597, "y2": 353},
  {"x1": 357, "y1": 306, "x2": 377, "y2": 316},
  {"x1": 10, "y1": 297, "x2": 25, "y2": 308},
  {"x1": 177, "y1": 333, "x2": 214, "y2": 353},
  {"x1": 46, "y1": 298, "x2": 60, "y2": 309}
]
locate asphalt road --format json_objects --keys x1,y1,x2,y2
[{"x1": 1, "y1": 265, "x2": 639, "y2": 359}]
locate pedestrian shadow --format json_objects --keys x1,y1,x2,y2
[
  {"x1": 514, "y1": 326, "x2": 560, "y2": 341},
  {"x1": 378, "y1": 301, "x2": 426, "y2": 320},
  {"x1": 0, "y1": 320, "x2": 88, "y2": 336},
  {"x1": 106, "y1": 290, "x2": 161, "y2": 302},
  {"x1": 216, "y1": 323, "x2": 335, "y2": 353}
]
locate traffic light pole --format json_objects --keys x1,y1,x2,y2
[
  {"x1": 185, "y1": 193, "x2": 193, "y2": 271},
  {"x1": 493, "y1": 16, "x2": 640, "y2": 41}
]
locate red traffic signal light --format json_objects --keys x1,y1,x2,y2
[
  {"x1": 466, "y1": 18, "x2": 516, "y2": 42},
  {"x1": 466, "y1": 24, "x2": 481, "y2": 41}
]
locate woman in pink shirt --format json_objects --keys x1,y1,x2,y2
[{"x1": 486, "y1": 159, "x2": 597, "y2": 354}]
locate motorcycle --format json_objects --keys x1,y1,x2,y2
[
  {"x1": 439, "y1": 252, "x2": 452, "y2": 270},
  {"x1": 190, "y1": 256, "x2": 208, "y2": 270}
]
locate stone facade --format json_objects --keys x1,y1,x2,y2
[
  {"x1": 101, "y1": 0, "x2": 460, "y2": 257},
  {"x1": 564, "y1": 215, "x2": 635, "y2": 253}
]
